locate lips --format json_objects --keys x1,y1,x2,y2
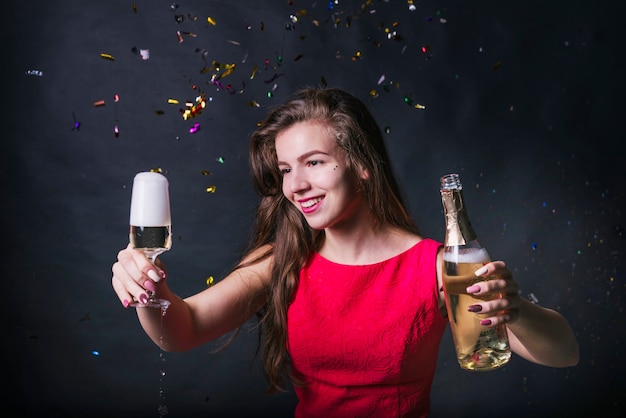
[{"x1": 299, "y1": 197, "x2": 323, "y2": 213}]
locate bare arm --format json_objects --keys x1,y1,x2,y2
[
  {"x1": 112, "y1": 244, "x2": 272, "y2": 352},
  {"x1": 505, "y1": 298, "x2": 579, "y2": 367}
]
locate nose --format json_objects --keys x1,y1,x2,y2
[{"x1": 287, "y1": 168, "x2": 310, "y2": 194}]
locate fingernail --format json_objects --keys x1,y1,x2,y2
[
  {"x1": 139, "y1": 294, "x2": 149, "y2": 305},
  {"x1": 148, "y1": 270, "x2": 161, "y2": 283},
  {"x1": 474, "y1": 266, "x2": 488, "y2": 277},
  {"x1": 466, "y1": 284, "x2": 481, "y2": 294},
  {"x1": 480, "y1": 319, "x2": 492, "y2": 326},
  {"x1": 122, "y1": 299, "x2": 130, "y2": 308},
  {"x1": 159, "y1": 269, "x2": 166, "y2": 279},
  {"x1": 144, "y1": 279, "x2": 156, "y2": 293},
  {"x1": 468, "y1": 304, "x2": 482, "y2": 313}
]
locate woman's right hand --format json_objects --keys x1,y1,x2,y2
[{"x1": 111, "y1": 244, "x2": 166, "y2": 307}]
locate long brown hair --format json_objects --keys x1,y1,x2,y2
[{"x1": 242, "y1": 87, "x2": 419, "y2": 392}]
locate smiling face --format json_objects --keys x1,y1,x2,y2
[{"x1": 275, "y1": 120, "x2": 369, "y2": 231}]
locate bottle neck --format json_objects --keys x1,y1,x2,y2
[{"x1": 441, "y1": 188, "x2": 477, "y2": 246}]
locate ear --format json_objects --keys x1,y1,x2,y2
[{"x1": 356, "y1": 164, "x2": 370, "y2": 181}]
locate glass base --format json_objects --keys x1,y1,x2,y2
[{"x1": 130, "y1": 298, "x2": 171, "y2": 309}]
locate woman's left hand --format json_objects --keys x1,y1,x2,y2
[{"x1": 465, "y1": 260, "x2": 521, "y2": 327}]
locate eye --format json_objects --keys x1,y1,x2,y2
[
  {"x1": 307, "y1": 160, "x2": 321, "y2": 167},
  {"x1": 279, "y1": 167, "x2": 291, "y2": 175}
]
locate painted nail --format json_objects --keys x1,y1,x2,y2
[
  {"x1": 466, "y1": 284, "x2": 481, "y2": 294},
  {"x1": 474, "y1": 266, "x2": 488, "y2": 277},
  {"x1": 480, "y1": 319, "x2": 492, "y2": 326},
  {"x1": 468, "y1": 304, "x2": 482, "y2": 313},
  {"x1": 122, "y1": 299, "x2": 130, "y2": 308},
  {"x1": 144, "y1": 279, "x2": 156, "y2": 293},
  {"x1": 139, "y1": 294, "x2": 149, "y2": 305},
  {"x1": 148, "y1": 270, "x2": 161, "y2": 283}
]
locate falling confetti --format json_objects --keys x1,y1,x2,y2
[
  {"x1": 94, "y1": 100, "x2": 106, "y2": 107},
  {"x1": 181, "y1": 94, "x2": 207, "y2": 120},
  {"x1": 100, "y1": 53, "x2": 115, "y2": 61},
  {"x1": 206, "y1": 276, "x2": 214, "y2": 286},
  {"x1": 25, "y1": 69, "x2": 43, "y2": 76},
  {"x1": 206, "y1": 186, "x2": 216, "y2": 193},
  {"x1": 71, "y1": 112, "x2": 80, "y2": 131},
  {"x1": 189, "y1": 123, "x2": 201, "y2": 134},
  {"x1": 403, "y1": 95, "x2": 426, "y2": 109}
]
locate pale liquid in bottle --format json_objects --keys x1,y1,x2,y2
[{"x1": 442, "y1": 249, "x2": 511, "y2": 371}]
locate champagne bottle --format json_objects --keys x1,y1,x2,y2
[{"x1": 440, "y1": 173, "x2": 511, "y2": 371}]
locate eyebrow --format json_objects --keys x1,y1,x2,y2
[{"x1": 277, "y1": 150, "x2": 331, "y2": 166}]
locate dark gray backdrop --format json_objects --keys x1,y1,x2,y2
[{"x1": 2, "y1": 0, "x2": 624, "y2": 417}]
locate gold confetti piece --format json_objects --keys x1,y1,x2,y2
[
  {"x1": 94, "y1": 100, "x2": 105, "y2": 107},
  {"x1": 205, "y1": 185, "x2": 216, "y2": 193},
  {"x1": 201, "y1": 169, "x2": 212, "y2": 176},
  {"x1": 207, "y1": 16, "x2": 216, "y2": 25},
  {"x1": 168, "y1": 98, "x2": 179, "y2": 104},
  {"x1": 150, "y1": 168, "x2": 164, "y2": 173},
  {"x1": 210, "y1": 61, "x2": 236, "y2": 79},
  {"x1": 206, "y1": 276, "x2": 214, "y2": 287},
  {"x1": 132, "y1": 3, "x2": 137, "y2": 13},
  {"x1": 414, "y1": 103, "x2": 426, "y2": 109},
  {"x1": 352, "y1": 51, "x2": 362, "y2": 61},
  {"x1": 100, "y1": 53, "x2": 115, "y2": 61}
]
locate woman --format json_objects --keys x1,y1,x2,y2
[{"x1": 112, "y1": 87, "x2": 579, "y2": 417}]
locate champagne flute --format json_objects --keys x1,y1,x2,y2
[{"x1": 128, "y1": 172, "x2": 172, "y2": 308}]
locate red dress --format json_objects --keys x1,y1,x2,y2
[{"x1": 287, "y1": 238, "x2": 447, "y2": 418}]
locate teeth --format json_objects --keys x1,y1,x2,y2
[{"x1": 301, "y1": 198, "x2": 322, "y2": 208}]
